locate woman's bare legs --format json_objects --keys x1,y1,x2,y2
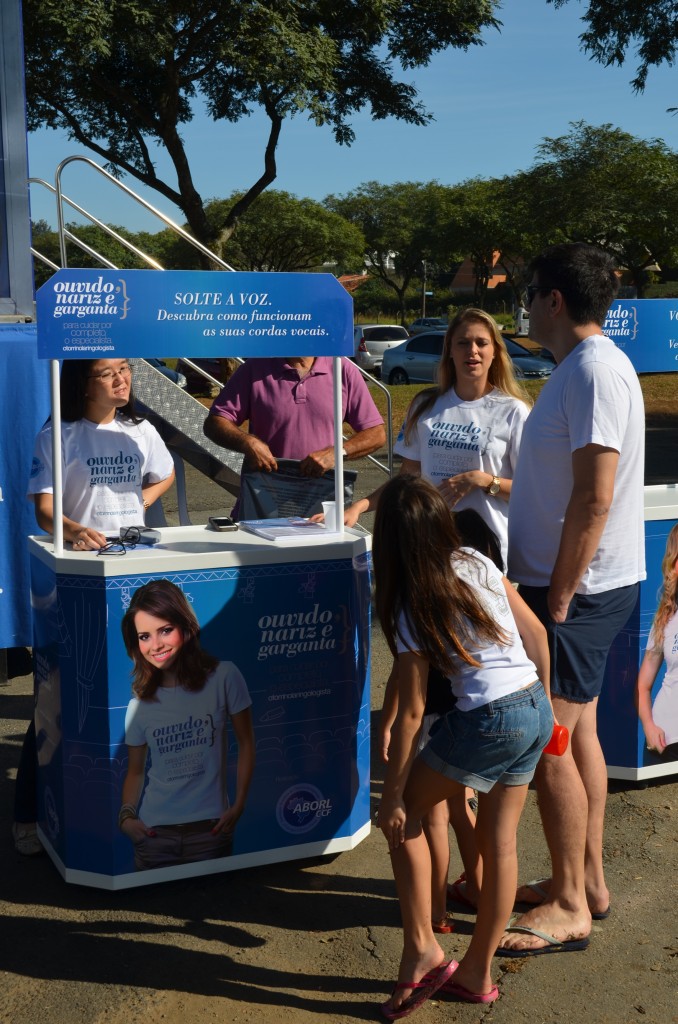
[
  {"x1": 447, "y1": 787, "x2": 482, "y2": 904},
  {"x1": 451, "y1": 782, "x2": 528, "y2": 995},
  {"x1": 422, "y1": 800, "x2": 451, "y2": 926}
]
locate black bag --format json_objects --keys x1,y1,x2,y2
[{"x1": 237, "y1": 458, "x2": 357, "y2": 520}]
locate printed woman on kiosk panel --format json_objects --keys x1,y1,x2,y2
[
  {"x1": 120, "y1": 580, "x2": 255, "y2": 870},
  {"x1": 13, "y1": 359, "x2": 175, "y2": 857},
  {"x1": 637, "y1": 524, "x2": 678, "y2": 756}
]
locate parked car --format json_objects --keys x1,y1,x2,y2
[
  {"x1": 144, "y1": 358, "x2": 187, "y2": 388},
  {"x1": 352, "y1": 324, "x2": 409, "y2": 374},
  {"x1": 382, "y1": 332, "x2": 554, "y2": 385},
  {"x1": 501, "y1": 337, "x2": 554, "y2": 379},
  {"x1": 407, "y1": 316, "x2": 449, "y2": 335},
  {"x1": 382, "y1": 331, "x2": 446, "y2": 384}
]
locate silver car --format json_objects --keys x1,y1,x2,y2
[
  {"x1": 353, "y1": 324, "x2": 409, "y2": 374},
  {"x1": 382, "y1": 332, "x2": 554, "y2": 385},
  {"x1": 407, "y1": 316, "x2": 449, "y2": 335},
  {"x1": 381, "y1": 331, "x2": 446, "y2": 384}
]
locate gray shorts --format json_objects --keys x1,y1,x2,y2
[{"x1": 519, "y1": 583, "x2": 639, "y2": 704}]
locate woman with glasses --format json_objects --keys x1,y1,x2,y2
[
  {"x1": 13, "y1": 358, "x2": 175, "y2": 857},
  {"x1": 28, "y1": 358, "x2": 175, "y2": 550}
]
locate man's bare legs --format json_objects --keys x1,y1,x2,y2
[
  {"x1": 569, "y1": 696, "x2": 610, "y2": 914},
  {"x1": 498, "y1": 696, "x2": 592, "y2": 952}
]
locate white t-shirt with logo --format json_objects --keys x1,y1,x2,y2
[
  {"x1": 125, "y1": 662, "x2": 252, "y2": 826},
  {"x1": 28, "y1": 414, "x2": 174, "y2": 535},
  {"x1": 647, "y1": 610, "x2": 678, "y2": 746},
  {"x1": 394, "y1": 388, "x2": 529, "y2": 566},
  {"x1": 396, "y1": 549, "x2": 538, "y2": 711},
  {"x1": 508, "y1": 335, "x2": 645, "y2": 593}
]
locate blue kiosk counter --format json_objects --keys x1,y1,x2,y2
[
  {"x1": 599, "y1": 484, "x2": 678, "y2": 781},
  {"x1": 29, "y1": 525, "x2": 372, "y2": 889}
]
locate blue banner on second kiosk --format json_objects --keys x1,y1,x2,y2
[
  {"x1": 603, "y1": 298, "x2": 678, "y2": 373},
  {"x1": 36, "y1": 269, "x2": 354, "y2": 360}
]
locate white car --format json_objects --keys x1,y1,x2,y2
[{"x1": 353, "y1": 324, "x2": 409, "y2": 374}]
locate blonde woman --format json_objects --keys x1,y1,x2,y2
[
  {"x1": 637, "y1": 525, "x2": 678, "y2": 755},
  {"x1": 345, "y1": 308, "x2": 531, "y2": 567}
]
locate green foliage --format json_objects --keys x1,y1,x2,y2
[
  {"x1": 327, "y1": 180, "x2": 460, "y2": 323},
  {"x1": 550, "y1": 0, "x2": 678, "y2": 93},
  {"x1": 526, "y1": 121, "x2": 678, "y2": 295},
  {"x1": 23, "y1": 0, "x2": 500, "y2": 250}
]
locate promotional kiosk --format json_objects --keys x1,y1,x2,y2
[{"x1": 30, "y1": 269, "x2": 372, "y2": 888}]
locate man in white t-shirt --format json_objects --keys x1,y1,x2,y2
[{"x1": 498, "y1": 243, "x2": 645, "y2": 957}]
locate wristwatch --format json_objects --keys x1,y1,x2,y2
[{"x1": 486, "y1": 476, "x2": 501, "y2": 496}]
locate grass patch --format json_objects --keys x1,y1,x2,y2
[{"x1": 367, "y1": 373, "x2": 678, "y2": 435}]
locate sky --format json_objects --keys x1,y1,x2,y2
[{"x1": 26, "y1": 0, "x2": 678, "y2": 235}]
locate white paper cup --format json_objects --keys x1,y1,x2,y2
[{"x1": 322, "y1": 501, "x2": 337, "y2": 531}]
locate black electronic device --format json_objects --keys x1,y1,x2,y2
[{"x1": 208, "y1": 516, "x2": 239, "y2": 532}]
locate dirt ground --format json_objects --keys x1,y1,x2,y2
[{"x1": 1, "y1": 441, "x2": 677, "y2": 1024}]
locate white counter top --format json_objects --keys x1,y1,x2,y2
[{"x1": 28, "y1": 522, "x2": 371, "y2": 576}]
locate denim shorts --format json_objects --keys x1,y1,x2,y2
[
  {"x1": 519, "y1": 583, "x2": 639, "y2": 703},
  {"x1": 419, "y1": 681, "x2": 553, "y2": 793}
]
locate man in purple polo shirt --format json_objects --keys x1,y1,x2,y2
[{"x1": 203, "y1": 356, "x2": 386, "y2": 510}]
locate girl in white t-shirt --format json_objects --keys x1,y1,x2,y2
[
  {"x1": 637, "y1": 524, "x2": 678, "y2": 755},
  {"x1": 373, "y1": 476, "x2": 553, "y2": 1016},
  {"x1": 28, "y1": 357, "x2": 175, "y2": 549},
  {"x1": 119, "y1": 579, "x2": 255, "y2": 870}
]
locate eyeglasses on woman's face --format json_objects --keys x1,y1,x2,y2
[{"x1": 88, "y1": 363, "x2": 132, "y2": 383}]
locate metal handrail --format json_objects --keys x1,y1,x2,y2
[
  {"x1": 50, "y1": 155, "x2": 235, "y2": 271},
  {"x1": 30, "y1": 177, "x2": 165, "y2": 270},
  {"x1": 352, "y1": 364, "x2": 393, "y2": 477}
]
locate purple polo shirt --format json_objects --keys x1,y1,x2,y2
[{"x1": 210, "y1": 357, "x2": 384, "y2": 458}]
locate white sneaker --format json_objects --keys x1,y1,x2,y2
[{"x1": 12, "y1": 822, "x2": 44, "y2": 856}]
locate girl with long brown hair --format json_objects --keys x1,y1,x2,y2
[{"x1": 372, "y1": 476, "x2": 552, "y2": 1017}]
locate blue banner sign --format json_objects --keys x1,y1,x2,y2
[
  {"x1": 603, "y1": 298, "x2": 678, "y2": 373},
  {"x1": 36, "y1": 269, "x2": 353, "y2": 359}
]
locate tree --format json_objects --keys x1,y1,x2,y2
[
  {"x1": 23, "y1": 0, "x2": 500, "y2": 255},
  {"x1": 443, "y1": 178, "x2": 513, "y2": 308},
  {"x1": 525, "y1": 121, "x2": 678, "y2": 295},
  {"x1": 220, "y1": 191, "x2": 365, "y2": 273},
  {"x1": 550, "y1": 0, "x2": 678, "y2": 94},
  {"x1": 327, "y1": 181, "x2": 459, "y2": 323}
]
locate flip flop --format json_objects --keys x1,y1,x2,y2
[
  {"x1": 495, "y1": 925, "x2": 590, "y2": 958},
  {"x1": 516, "y1": 879, "x2": 611, "y2": 920},
  {"x1": 380, "y1": 960, "x2": 458, "y2": 1021},
  {"x1": 513, "y1": 878, "x2": 550, "y2": 909},
  {"x1": 447, "y1": 876, "x2": 477, "y2": 911},
  {"x1": 432, "y1": 914, "x2": 455, "y2": 934},
  {"x1": 442, "y1": 979, "x2": 499, "y2": 1004}
]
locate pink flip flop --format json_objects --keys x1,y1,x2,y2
[
  {"x1": 446, "y1": 876, "x2": 477, "y2": 911},
  {"x1": 380, "y1": 960, "x2": 458, "y2": 1021},
  {"x1": 443, "y1": 978, "x2": 499, "y2": 1004}
]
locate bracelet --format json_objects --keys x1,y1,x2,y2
[{"x1": 118, "y1": 803, "x2": 138, "y2": 829}]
